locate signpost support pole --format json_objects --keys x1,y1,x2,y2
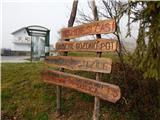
[
  {"x1": 93, "y1": 53, "x2": 102, "y2": 120},
  {"x1": 93, "y1": 69, "x2": 101, "y2": 120},
  {"x1": 92, "y1": 0, "x2": 101, "y2": 120},
  {"x1": 56, "y1": 0, "x2": 78, "y2": 117},
  {"x1": 56, "y1": 85, "x2": 61, "y2": 116}
]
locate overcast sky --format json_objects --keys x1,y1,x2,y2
[
  {"x1": 2, "y1": 0, "x2": 76, "y2": 49},
  {"x1": 1, "y1": 0, "x2": 138, "y2": 49}
]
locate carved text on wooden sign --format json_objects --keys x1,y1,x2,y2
[
  {"x1": 61, "y1": 19, "x2": 115, "y2": 39},
  {"x1": 45, "y1": 56, "x2": 112, "y2": 73},
  {"x1": 42, "y1": 69, "x2": 121, "y2": 103},
  {"x1": 56, "y1": 39, "x2": 117, "y2": 52}
]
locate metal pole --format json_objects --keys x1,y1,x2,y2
[
  {"x1": 45, "y1": 30, "x2": 50, "y2": 57},
  {"x1": 30, "y1": 35, "x2": 33, "y2": 62}
]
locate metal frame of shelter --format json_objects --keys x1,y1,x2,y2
[{"x1": 26, "y1": 25, "x2": 50, "y2": 61}]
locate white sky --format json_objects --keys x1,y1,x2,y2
[
  {"x1": 1, "y1": 0, "x2": 75, "y2": 49},
  {"x1": 1, "y1": 0, "x2": 138, "y2": 49}
]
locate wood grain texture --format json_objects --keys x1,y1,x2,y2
[
  {"x1": 56, "y1": 39, "x2": 118, "y2": 52},
  {"x1": 42, "y1": 69, "x2": 121, "y2": 103},
  {"x1": 45, "y1": 56, "x2": 112, "y2": 73},
  {"x1": 61, "y1": 19, "x2": 115, "y2": 39}
]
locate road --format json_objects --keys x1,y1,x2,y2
[{"x1": 1, "y1": 56, "x2": 30, "y2": 63}]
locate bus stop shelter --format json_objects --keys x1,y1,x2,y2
[{"x1": 26, "y1": 25, "x2": 50, "y2": 61}]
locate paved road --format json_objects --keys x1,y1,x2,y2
[{"x1": 1, "y1": 56, "x2": 30, "y2": 63}]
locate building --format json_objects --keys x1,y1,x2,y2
[
  {"x1": 11, "y1": 26, "x2": 50, "y2": 60},
  {"x1": 11, "y1": 27, "x2": 31, "y2": 55}
]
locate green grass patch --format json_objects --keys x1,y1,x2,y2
[
  {"x1": 1, "y1": 56, "x2": 159, "y2": 120},
  {"x1": 1, "y1": 62, "x2": 56, "y2": 120},
  {"x1": 79, "y1": 93, "x2": 93, "y2": 102}
]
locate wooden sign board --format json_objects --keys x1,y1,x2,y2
[
  {"x1": 42, "y1": 69, "x2": 121, "y2": 103},
  {"x1": 61, "y1": 19, "x2": 115, "y2": 39},
  {"x1": 45, "y1": 56, "x2": 112, "y2": 73},
  {"x1": 56, "y1": 39, "x2": 118, "y2": 52}
]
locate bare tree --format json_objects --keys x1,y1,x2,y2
[{"x1": 68, "y1": 0, "x2": 79, "y2": 27}]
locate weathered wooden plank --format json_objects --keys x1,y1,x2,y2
[
  {"x1": 42, "y1": 69, "x2": 121, "y2": 103},
  {"x1": 45, "y1": 56, "x2": 112, "y2": 73},
  {"x1": 56, "y1": 39, "x2": 118, "y2": 52},
  {"x1": 61, "y1": 19, "x2": 115, "y2": 39}
]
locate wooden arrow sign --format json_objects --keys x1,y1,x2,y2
[
  {"x1": 61, "y1": 19, "x2": 115, "y2": 39},
  {"x1": 56, "y1": 39, "x2": 118, "y2": 52},
  {"x1": 45, "y1": 56, "x2": 112, "y2": 73},
  {"x1": 42, "y1": 69, "x2": 121, "y2": 103}
]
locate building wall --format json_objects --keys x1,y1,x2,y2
[
  {"x1": 12, "y1": 44, "x2": 31, "y2": 51},
  {"x1": 12, "y1": 29, "x2": 31, "y2": 51}
]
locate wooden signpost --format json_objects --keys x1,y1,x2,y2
[
  {"x1": 61, "y1": 19, "x2": 115, "y2": 39},
  {"x1": 45, "y1": 56, "x2": 112, "y2": 73},
  {"x1": 43, "y1": 18, "x2": 121, "y2": 119},
  {"x1": 42, "y1": 69, "x2": 121, "y2": 103},
  {"x1": 56, "y1": 39, "x2": 118, "y2": 52}
]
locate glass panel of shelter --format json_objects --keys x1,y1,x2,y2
[{"x1": 31, "y1": 36, "x2": 45, "y2": 61}]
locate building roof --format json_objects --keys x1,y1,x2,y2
[
  {"x1": 11, "y1": 27, "x2": 27, "y2": 35},
  {"x1": 12, "y1": 25, "x2": 50, "y2": 35}
]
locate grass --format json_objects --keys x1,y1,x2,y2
[
  {"x1": 68, "y1": 52, "x2": 118, "y2": 62},
  {"x1": 1, "y1": 53, "x2": 160, "y2": 120},
  {"x1": 1, "y1": 62, "x2": 111, "y2": 120},
  {"x1": 1, "y1": 62, "x2": 56, "y2": 120}
]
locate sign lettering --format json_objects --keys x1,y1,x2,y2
[
  {"x1": 45, "y1": 56, "x2": 112, "y2": 73},
  {"x1": 56, "y1": 39, "x2": 117, "y2": 52},
  {"x1": 61, "y1": 19, "x2": 115, "y2": 39},
  {"x1": 42, "y1": 69, "x2": 121, "y2": 103}
]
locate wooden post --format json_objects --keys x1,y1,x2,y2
[
  {"x1": 56, "y1": 85, "x2": 61, "y2": 116},
  {"x1": 56, "y1": 0, "x2": 78, "y2": 117},
  {"x1": 92, "y1": 0, "x2": 101, "y2": 120}
]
